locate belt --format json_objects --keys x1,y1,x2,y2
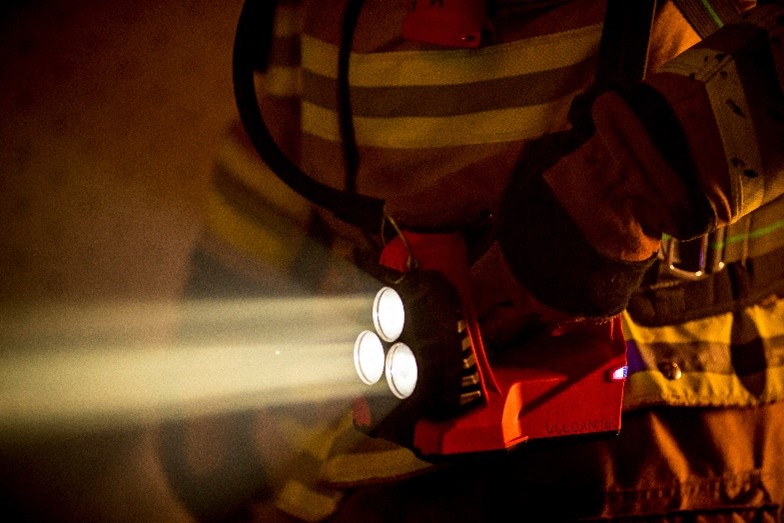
[
  {"x1": 660, "y1": 196, "x2": 784, "y2": 280},
  {"x1": 627, "y1": 196, "x2": 784, "y2": 326}
]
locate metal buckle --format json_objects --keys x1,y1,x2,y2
[{"x1": 660, "y1": 230, "x2": 726, "y2": 281}]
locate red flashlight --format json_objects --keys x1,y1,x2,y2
[{"x1": 353, "y1": 231, "x2": 628, "y2": 457}]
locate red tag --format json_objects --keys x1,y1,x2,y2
[{"x1": 402, "y1": 0, "x2": 487, "y2": 48}]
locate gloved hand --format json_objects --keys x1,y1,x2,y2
[
  {"x1": 385, "y1": 86, "x2": 715, "y2": 345},
  {"x1": 498, "y1": 88, "x2": 716, "y2": 320}
]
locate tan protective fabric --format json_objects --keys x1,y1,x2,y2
[{"x1": 322, "y1": 402, "x2": 784, "y2": 522}]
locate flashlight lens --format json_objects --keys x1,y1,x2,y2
[
  {"x1": 372, "y1": 287, "x2": 405, "y2": 342},
  {"x1": 385, "y1": 343, "x2": 418, "y2": 399},
  {"x1": 354, "y1": 330, "x2": 385, "y2": 385}
]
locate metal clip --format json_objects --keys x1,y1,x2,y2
[{"x1": 660, "y1": 230, "x2": 726, "y2": 281}]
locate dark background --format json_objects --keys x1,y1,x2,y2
[
  {"x1": 1, "y1": 1, "x2": 245, "y2": 520},
  {"x1": 0, "y1": 0, "x2": 240, "y2": 304}
]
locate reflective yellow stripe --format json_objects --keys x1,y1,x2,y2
[
  {"x1": 275, "y1": 480, "x2": 343, "y2": 523},
  {"x1": 274, "y1": 417, "x2": 337, "y2": 461},
  {"x1": 204, "y1": 190, "x2": 301, "y2": 270},
  {"x1": 745, "y1": 296, "x2": 784, "y2": 341},
  {"x1": 623, "y1": 296, "x2": 784, "y2": 347},
  {"x1": 274, "y1": 4, "x2": 303, "y2": 38},
  {"x1": 302, "y1": 96, "x2": 574, "y2": 148},
  {"x1": 274, "y1": 411, "x2": 357, "y2": 462},
  {"x1": 214, "y1": 139, "x2": 310, "y2": 224},
  {"x1": 624, "y1": 366, "x2": 784, "y2": 409},
  {"x1": 301, "y1": 25, "x2": 601, "y2": 86},
  {"x1": 623, "y1": 297, "x2": 784, "y2": 410},
  {"x1": 321, "y1": 447, "x2": 432, "y2": 485},
  {"x1": 621, "y1": 310, "x2": 733, "y2": 345},
  {"x1": 263, "y1": 65, "x2": 302, "y2": 97}
]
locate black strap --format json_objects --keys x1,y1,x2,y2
[
  {"x1": 337, "y1": 0, "x2": 366, "y2": 194},
  {"x1": 232, "y1": 0, "x2": 385, "y2": 234},
  {"x1": 570, "y1": 0, "x2": 658, "y2": 136},
  {"x1": 596, "y1": 0, "x2": 658, "y2": 88}
]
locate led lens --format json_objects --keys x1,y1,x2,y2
[
  {"x1": 354, "y1": 330, "x2": 385, "y2": 385},
  {"x1": 385, "y1": 343, "x2": 418, "y2": 399},
  {"x1": 372, "y1": 287, "x2": 405, "y2": 342},
  {"x1": 610, "y1": 365, "x2": 629, "y2": 381}
]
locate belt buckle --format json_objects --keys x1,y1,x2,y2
[{"x1": 661, "y1": 231, "x2": 726, "y2": 281}]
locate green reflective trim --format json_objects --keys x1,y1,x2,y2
[
  {"x1": 662, "y1": 218, "x2": 784, "y2": 250},
  {"x1": 711, "y1": 219, "x2": 784, "y2": 250},
  {"x1": 700, "y1": 0, "x2": 725, "y2": 29}
]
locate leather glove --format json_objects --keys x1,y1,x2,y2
[{"x1": 498, "y1": 85, "x2": 716, "y2": 319}]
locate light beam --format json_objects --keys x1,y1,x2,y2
[{"x1": 0, "y1": 295, "x2": 376, "y2": 436}]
